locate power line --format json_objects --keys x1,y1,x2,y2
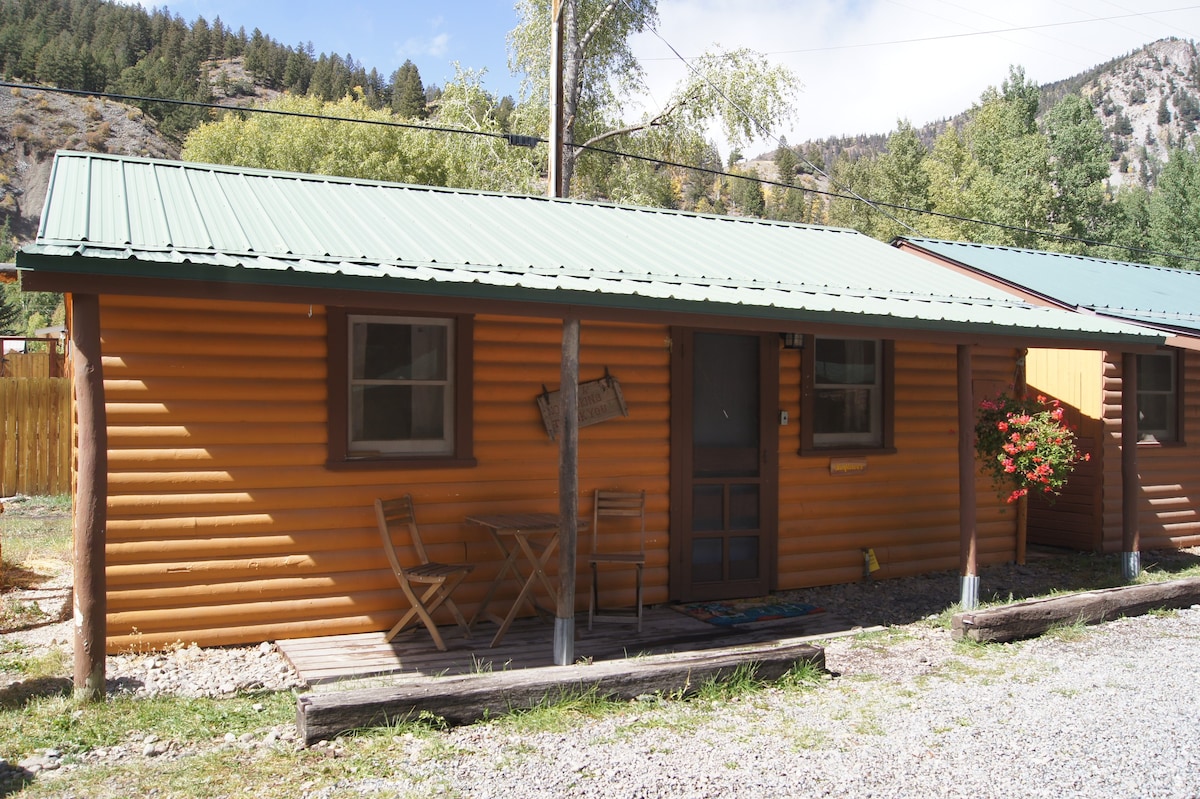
[
  {"x1": 640, "y1": 4, "x2": 1200, "y2": 60},
  {"x1": 614, "y1": 0, "x2": 922, "y2": 236},
  {"x1": 0, "y1": 80, "x2": 513, "y2": 142},
  {"x1": 3, "y1": 80, "x2": 1197, "y2": 267}
]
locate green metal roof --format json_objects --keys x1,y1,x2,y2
[
  {"x1": 900, "y1": 238, "x2": 1200, "y2": 338},
  {"x1": 18, "y1": 151, "x2": 1163, "y2": 345}
]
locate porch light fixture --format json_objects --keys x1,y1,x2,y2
[{"x1": 781, "y1": 332, "x2": 804, "y2": 350}]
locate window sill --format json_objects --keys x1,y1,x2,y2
[
  {"x1": 326, "y1": 456, "x2": 478, "y2": 471},
  {"x1": 1135, "y1": 440, "x2": 1185, "y2": 448},
  {"x1": 798, "y1": 446, "x2": 897, "y2": 457}
]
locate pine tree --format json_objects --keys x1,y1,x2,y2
[{"x1": 390, "y1": 60, "x2": 426, "y2": 118}]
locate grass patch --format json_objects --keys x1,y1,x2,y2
[
  {"x1": 0, "y1": 644, "x2": 67, "y2": 680},
  {"x1": 1042, "y1": 618, "x2": 1091, "y2": 642},
  {"x1": 0, "y1": 690, "x2": 296, "y2": 763},
  {"x1": 493, "y1": 683, "x2": 627, "y2": 734},
  {"x1": 1, "y1": 495, "x2": 72, "y2": 585}
]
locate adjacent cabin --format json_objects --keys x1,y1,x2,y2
[
  {"x1": 17, "y1": 152, "x2": 1163, "y2": 652},
  {"x1": 896, "y1": 238, "x2": 1200, "y2": 555}
]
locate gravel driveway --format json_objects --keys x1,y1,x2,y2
[{"x1": 332, "y1": 607, "x2": 1200, "y2": 799}]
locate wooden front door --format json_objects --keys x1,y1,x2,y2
[{"x1": 670, "y1": 329, "x2": 778, "y2": 602}]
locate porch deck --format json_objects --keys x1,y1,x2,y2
[{"x1": 277, "y1": 603, "x2": 868, "y2": 688}]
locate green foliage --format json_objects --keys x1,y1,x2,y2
[
  {"x1": 1044, "y1": 94, "x2": 1111, "y2": 248},
  {"x1": 868, "y1": 121, "x2": 930, "y2": 238},
  {"x1": 773, "y1": 141, "x2": 798, "y2": 186},
  {"x1": 509, "y1": 0, "x2": 797, "y2": 201},
  {"x1": 183, "y1": 70, "x2": 541, "y2": 194},
  {"x1": 390, "y1": 59, "x2": 426, "y2": 119},
  {"x1": 729, "y1": 167, "x2": 765, "y2": 217},
  {"x1": 975, "y1": 392, "x2": 1089, "y2": 503},
  {"x1": 1148, "y1": 144, "x2": 1200, "y2": 268}
]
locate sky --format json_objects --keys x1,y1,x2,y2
[{"x1": 150, "y1": 1, "x2": 1200, "y2": 154}]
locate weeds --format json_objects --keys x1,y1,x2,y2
[
  {"x1": 0, "y1": 690, "x2": 296, "y2": 764},
  {"x1": 1042, "y1": 618, "x2": 1091, "y2": 642}
]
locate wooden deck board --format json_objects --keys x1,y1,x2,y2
[{"x1": 277, "y1": 604, "x2": 864, "y2": 687}]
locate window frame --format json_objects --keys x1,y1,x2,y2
[
  {"x1": 1136, "y1": 349, "x2": 1183, "y2": 445},
  {"x1": 799, "y1": 335, "x2": 895, "y2": 455},
  {"x1": 326, "y1": 307, "x2": 475, "y2": 469}
]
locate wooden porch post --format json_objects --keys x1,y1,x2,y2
[
  {"x1": 1013, "y1": 348, "x2": 1028, "y2": 566},
  {"x1": 1121, "y1": 352, "x2": 1141, "y2": 581},
  {"x1": 555, "y1": 316, "x2": 580, "y2": 666},
  {"x1": 957, "y1": 344, "x2": 979, "y2": 609},
  {"x1": 71, "y1": 294, "x2": 107, "y2": 701}
]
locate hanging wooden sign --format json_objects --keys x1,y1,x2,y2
[{"x1": 537, "y1": 369, "x2": 629, "y2": 440}]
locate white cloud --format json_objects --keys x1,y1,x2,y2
[{"x1": 627, "y1": 0, "x2": 1200, "y2": 152}]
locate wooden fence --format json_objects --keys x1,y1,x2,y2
[
  {"x1": 1, "y1": 351, "x2": 66, "y2": 378},
  {"x1": 0, "y1": 377, "x2": 71, "y2": 496}
]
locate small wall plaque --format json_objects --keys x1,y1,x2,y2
[
  {"x1": 830, "y1": 457, "x2": 867, "y2": 476},
  {"x1": 537, "y1": 369, "x2": 629, "y2": 440}
]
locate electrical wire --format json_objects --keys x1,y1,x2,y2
[
  {"x1": 2, "y1": 79, "x2": 1197, "y2": 266},
  {"x1": 616, "y1": 0, "x2": 924, "y2": 236}
]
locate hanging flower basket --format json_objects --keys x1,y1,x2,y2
[{"x1": 975, "y1": 392, "x2": 1090, "y2": 504}]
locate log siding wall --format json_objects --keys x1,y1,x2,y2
[
  {"x1": 99, "y1": 296, "x2": 1017, "y2": 650},
  {"x1": 1101, "y1": 349, "x2": 1200, "y2": 552}
]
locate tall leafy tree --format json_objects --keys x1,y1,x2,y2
[
  {"x1": 963, "y1": 67, "x2": 1051, "y2": 247},
  {"x1": 827, "y1": 153, "x2": 878, "y2": 234},
  {"x1": 870, "y1": 121, "x2": 930, "y2": 239},
  {"x1": 1148, "y1": 145, "x2": 1200, "y2": 269},
  {"x1": 182, "y1": 68, "x2": 542, "y2": 194},
  {"x1": 1043, "y1": 94, "x2": 1110, "y2": 249},
  {"x1": 508, "y1": 0, "x2": 799, "y2": 198}
]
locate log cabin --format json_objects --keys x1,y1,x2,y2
[
  {"x1": 16, "y1": 152, "x2": 1164, "y2": 654},
  {"x1": 895, "y1": 237, "x2": 1200, "y2": 563}
]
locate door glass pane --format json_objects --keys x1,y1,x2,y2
[
  {"x1": 691, "y1": 538, "x2": 724, "y2": 583},
  {"x1": 729, "y1": 536, "x2": 759, "y2": 581},
  {"x1": 692, "y1": 485, "x2": 724, "y2": 532},
  {"x1": 729, "y1": 484, "x2": 759, "y2": 530},
  {"x1": 693, "y1": 334, "x2": 758, "y2": 448}
]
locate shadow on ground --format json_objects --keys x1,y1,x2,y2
[{"x1": 775, "y1": 546, "x2": 1200, "y2": 630}]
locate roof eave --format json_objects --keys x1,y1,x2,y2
[{"x1": 16, "y1": 250, "x2": 1166, "y2": 351}]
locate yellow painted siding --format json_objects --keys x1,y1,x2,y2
[
  {"x1": 1025, "y1": 349, "x2": 1105, "y2": 551},
  {"x1": 1101, "y1": 350, "x2": 1200, "y2": 552},
  {"x1": 1026, "y1": 349, "x2": 1104, "y2": 418},
  {"x1": 99, "y1": 294, "x2": 1019, "y2": 650}
]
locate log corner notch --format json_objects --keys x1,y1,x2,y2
[
  {"x1": 951, "y1": 577, "x2": 1200, "y2": 644},
  {"x1": 296, "y1": 641, "x2": 825, "y2": 746}
]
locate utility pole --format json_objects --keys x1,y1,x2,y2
[
  {"x1": 548, "y1": 0, "x2": 566, "y2": 200},
  {"x1": 549, "y1": 0, "x2": 579, "y2": 667}
]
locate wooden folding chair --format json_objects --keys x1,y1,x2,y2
[
  {"x1": 375, "y1": 495, "x2": 474, "y2": 651},
  {"x1": 588, "y1": 489, "x2": 646, "y2": 632}
]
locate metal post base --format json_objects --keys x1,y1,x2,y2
[
  {"x1": 1122, "y1": 551, "x2": 1141, "y2": 582},
  {"x1": 553, "y1": 617, "x2": 574, "y2": 666},
  {"x1": 959, "y1": 574, "x2": 980, "y2": 611}
]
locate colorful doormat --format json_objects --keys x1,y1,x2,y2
[{"x1": 674, "y1": 596, "x2": 824, "y2": 627}]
